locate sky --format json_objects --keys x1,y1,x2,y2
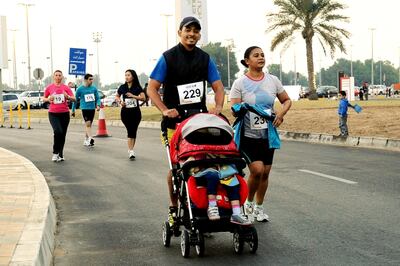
[{"x1": 1, "y1": 0, "x2": 400, "y2": 87}]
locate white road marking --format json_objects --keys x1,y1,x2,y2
[{"x1": 298, "y1": 169, "x2": 358, "y2": 185}]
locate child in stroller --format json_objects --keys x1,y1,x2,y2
[
  {"x1": 162, "y1": 113, "x2": 258, "y2": 257},
  {"x1": 183, "y1": 154, "x2": 251, "y2": 225}
]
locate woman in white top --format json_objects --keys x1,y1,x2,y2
[{"x1": 229, "y1": 46, "x2": 292, "y2": 222}]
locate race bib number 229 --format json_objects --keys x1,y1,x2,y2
[{"x1": 177, "y1": 81, "x2": 204, "y2": 105}]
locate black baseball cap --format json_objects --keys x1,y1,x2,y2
[{"x1": 179, "y1": 16, "x2": 201, "y2": 30}]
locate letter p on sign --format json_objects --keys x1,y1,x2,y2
[{"x1": 69, "y1": 63, "x2": 77, "y2": 73}]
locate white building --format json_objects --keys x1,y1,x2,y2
[{"x1": 175, "y1": 0, "x2": 208, "y2": 46}]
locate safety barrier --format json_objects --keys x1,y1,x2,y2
[{"x1": 0, "y1": 103, "x2": 32, "y2": 129}]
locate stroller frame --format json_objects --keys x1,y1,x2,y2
[{"x1": 161, "y1": 113, "x2": 258, "y2": 258}]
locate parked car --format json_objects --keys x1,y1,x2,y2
[
  {"x1": 2, "y1": 93, "x2": 20, "y2": 110},
  {"x1": 368, "y1": 85, "x2": 386, "y2": 95},
  {"x1": 316, "y1": 86, "x2": 338, "y2": 98},
  {"x1": 300, "y1": 86, "x2": 310, "y2": 98},
  {"x1": 18, "y1": 90, "x2": 44, "y2": 109},
  {"x1": 103, "y1": 93, "x2": 119, "y2": 107}
]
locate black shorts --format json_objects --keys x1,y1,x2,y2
[
  {"x1": 240, "y1": 136, "x2": 275, "y2": 165},
  {"x1": 82, "y1": 109, "x2": 95, "y2": 122}
]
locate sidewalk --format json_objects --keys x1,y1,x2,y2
[
  {"x1": 0, "y1": 148, "x2": 56, "y2": 266},
  {"x1": 1, "y1": 120, "x2": 399, "y2": 265}
]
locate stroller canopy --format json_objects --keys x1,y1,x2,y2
[
  {"x1": 181, "y1": 113, "x2": 233, "y2": 140},
  {"x1": 169, "y1": 113, "x2": 240, "y2": 164}
]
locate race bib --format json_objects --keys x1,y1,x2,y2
[
  {"x1": 84, "y1": 93, "x2": 95, "y2": 102},
  {"x1": 125, "y1": 98, "x2": 137, "y2": 108},
  {"x1": 250, "y1": 109, "x2": 272, "y2": 130},
  {"x1": 177, "y1": 81, "x2": 204, "y2": 105},
  {"x1": 53, "y1": 94, "x2": 65, "y2": 104}
]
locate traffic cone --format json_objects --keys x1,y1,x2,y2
[{"x1": 95, "y1": 106, "x2": 110, "y2": 137}]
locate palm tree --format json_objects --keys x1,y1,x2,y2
[{"x1": 267, "y1": 0, "x2": 350, "y2": 99}]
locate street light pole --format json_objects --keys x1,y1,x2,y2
[
  {"x1": 19, "y1": 3, "x2": 34, "y2": 89},
  {"x1": 350, "y1": 44, "x2": 353, "y2": 77},
  {"x1": 369, "y1": 28, "x2": 376, "y2": 85},
  {"x1": 9, "y1": 29, "x2": 18, "y2": 89},
  {"x1": 114, "y1": 61, "x2": 119, "y2": 84},
  {"x1": 49, "y1": 25, "x2": 54, "y2": 74},
  {"x1": 293, "y1": 47, "x2": 297, "y2": 85},
  {"x1": 92, "y1": 32, "x2": 102, "y2": 88},
  {"x1": 161, "y1": 14, "x2": 172, "y2": 50},
  {"x1": 88, "y1": 53, "x2": 93, "y2": 73},
  {"x1": 225, "y1": 39, "x2": 234, "y2": 88},
  {"x1": 398, "y1": 46, "x2": 400, "y2": 83},
  {"x1": 319, "y1": 58, "x2": 322, "y2": 86}
]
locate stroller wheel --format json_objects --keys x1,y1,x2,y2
[
  {"x1": 195, "y1": 230, "x2": 205, "y2": 257},
  {"x1": 181, "y1": 230, "x2": 191, "y2": 258},
  {"x1": 248, "y1": 227, "x2": 258, "y2": 254},
  {"x1": 233, "y1": 231, "x2": 244, "y2": 254},
  {"x1": 162, "y1": 221, "x2": 172, "y2": 247}
]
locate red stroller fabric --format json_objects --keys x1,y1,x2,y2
[{"x1": 187, "y1": 175, "x2": 248, "y2": 209}]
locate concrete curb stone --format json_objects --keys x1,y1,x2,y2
[{"x1": 0, "y1": 148, "x2": 56, "y2": 266}]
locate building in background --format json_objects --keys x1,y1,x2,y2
[{"x1": 175, "y1": 0, "x2": 208, "y2": 46}]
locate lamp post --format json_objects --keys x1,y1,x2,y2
[
  {"x1": 350, "y1": 44, "x2": 353, "y2": 77},
  {"x1": 49, "y1": 25, "x2": 54, "y2": 74},
  {"x1": 319, "y1": 58, "x2": 322, "y2": 86},
  {"x1": 398, "y1": 46, "x2": 400, "y2": 83},
  {"x1": 92, "y1": 32, "x2": 102, "y2": 88},
  {"x1": 18, "y1": 3, "x2": 34, "y2": 89},
  {"x1": 88, "y1": 53, "x2": 93, "y2": 73},
  {"x1": 161, "y1": 14, "x2": 172, "y2": 50},
  {"x1": 369, "y1": 28, "x2": 376, "y2": 85},
  {"x1": 225, "y1": 39, "x2": 234, "y2": 88},
  {"x1": 8, "y1": 59, "x2": 12, "y2": 86},
  {"x1": 293, "y1": 46, "x2": 297, "y2": 85},
  {"x1": 21, "y1": 61, "x2": 26, "y2": 87},
  {"x1": 9, "y1": 29, "x2": 18, "y2": 89},
  {"x1": 114, "y1": 61, "x2": 119, "y2": 83},
  {"x1": 46, "y1": 56, "x2": 51, "y2": 77}
]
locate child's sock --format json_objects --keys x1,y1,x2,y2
[
  {"x1": 232, "y1": 204, "x2": 241, "y2": 215},
  {"x1": 208, "y1": 199, "x2": 217, "y2": 207}
]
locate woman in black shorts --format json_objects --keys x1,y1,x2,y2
[
  {"x1": 230, "y1": 46, "x2": 292, "y2": 222},
  {"x1": 116, "y1": 69, "x2": 146, "y2": 159}
]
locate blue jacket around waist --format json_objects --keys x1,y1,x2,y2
[{"x1": 231, "y1": 103, "x2": 281, "y2": 150}]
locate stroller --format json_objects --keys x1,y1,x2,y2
[{"x1": 161, "y1": 112, "x2": 258, "y2": 258}]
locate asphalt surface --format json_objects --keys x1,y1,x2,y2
[{"x1": 0, "y1": 123, "x2": 399, "y2": 265}]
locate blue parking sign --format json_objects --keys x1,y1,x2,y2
[{"x1": 69, "y1": 48, "x2": 87, "y2": 75}]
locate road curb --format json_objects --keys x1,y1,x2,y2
[
  {"x1": 279, "y1": 130, "x2": 400, "y2": 152},
  {"x1": 0, "y1": 148, "x2": 56, "y2": 266}
]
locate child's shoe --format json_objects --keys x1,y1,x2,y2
[
  {"x1": 207, "y1": 206, "x2": 220, "y2": 221},
  {"x1": 230, "y1": 213, "x2": 252, "y2": 225}
]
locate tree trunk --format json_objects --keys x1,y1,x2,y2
[{"x1": 305, "y1": 38, "x2": 318, "y2": 100}]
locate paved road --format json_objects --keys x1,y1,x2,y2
[{"x1": 1, "y1": 123, "x2": 399, "y2": 265}]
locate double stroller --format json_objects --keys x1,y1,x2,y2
[{"x1": 161, "y1": 112, "x2": 258, "y2": 258}]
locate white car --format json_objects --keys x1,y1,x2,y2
[
  {"x1": 103, "y1": 94, "x2": 119, "y2": 107},
  {"x1": 368, "y1": 85, "x2": 386, "y2": 95},
  {"x1": 2, "y1": 93, "x2": 20, "y2": 110},
  {"x1": 18, "y1": 90, "x2": 44, "y2": 109}
]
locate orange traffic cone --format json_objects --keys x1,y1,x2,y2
[{"x1": 95, "y1": 106, "x2": 110, "y2": 137}]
